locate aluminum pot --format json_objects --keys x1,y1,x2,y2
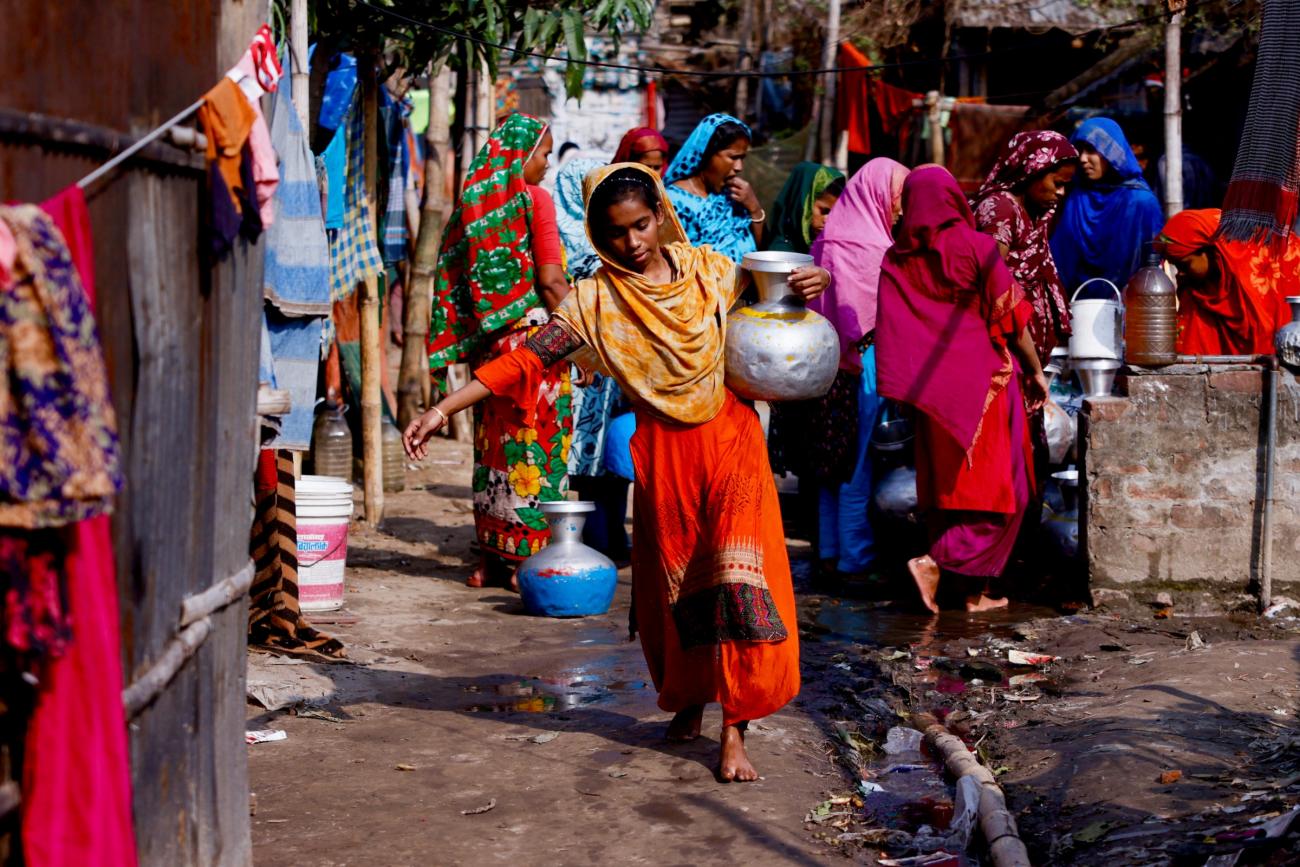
[
  {"x1": 515, "y1": 502, "x2": 618, "y2": 617},
  {"x1": 724, "y1": 251, "x2": 840, "y2": 402}
]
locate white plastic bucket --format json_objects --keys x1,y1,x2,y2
[
  {"x1": 1068, "y1": 279, "x2": 1123, "y2": 361},
  {"x1": 295, "y1": 474, "x2": 354, "y2": 611}
]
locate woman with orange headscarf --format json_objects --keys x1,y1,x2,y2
[
  {"x1": 1154, "y1": 209, "x2": 1299, "y2": 355},
  {"x1": 406, "y1": 163, "x2": 831, "y2": 783}
]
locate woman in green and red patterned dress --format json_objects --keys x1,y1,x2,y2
[{"x1": 428, "y1": 112, "x2": 573, "y2": 588}]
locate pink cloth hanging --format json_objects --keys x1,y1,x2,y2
[{"x1": 23, "y1": 188, "x2": 137, "y2": 867}]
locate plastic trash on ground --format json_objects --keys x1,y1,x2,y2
[{"x1": 883, "y1": 726, "x2": 924, "y2": 755}]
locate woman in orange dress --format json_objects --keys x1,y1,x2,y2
[
  {"x1": 404, "y1": 163, "x2": 830, "y2": 782},
  {"x1": 1154, "y1": 208, "x2": 1299, "y2": 355}
]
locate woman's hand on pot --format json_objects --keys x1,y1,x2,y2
[
  {"x1": 789, "y1": 266, "x2": 831, "y2": 301},
  {"x1": 724, "y1": 176, "x2": 761, "y2": 215},
  {"x1": 402, "y1": 408, "x2": 447, "y2": 461}
]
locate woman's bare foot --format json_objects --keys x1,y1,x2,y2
[
  {"x1": 965, "y1": 594, "x2": 1009, "y2": 612},
  {"x1": 465, "y1": 562, "x2": 488, "y2": 588},
  {"x1": 509, "y1": 568, "x2": 520, "y2": 593},
  {"x1": 908, "y1": 556, "x2": 941, "y2": 614},
  {"x1": 666, "y1": 705, "x2": 704, "y2": 742},
  {"x1": 717, "y1": 724, "x2": 759, "y2": 783}
]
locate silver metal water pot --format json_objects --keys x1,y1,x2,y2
[{"x1": 724, "y1": 251, "x2": 840, "y2": 401}]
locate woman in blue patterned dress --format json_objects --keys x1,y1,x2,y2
[{"x1": 663, "y1": 114, "x2": 764, "y2": 263}]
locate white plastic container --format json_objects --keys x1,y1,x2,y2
[
  {"x1": 295, "y1": 474, "x2": 354, "y2": 611},
  {"x1": 1068, "y1": 278, "x2": 1123, "y2": 362}
]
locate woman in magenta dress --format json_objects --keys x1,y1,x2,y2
[{"x1": 875, "y1": 167, "x2": 1048, "y2": 613}]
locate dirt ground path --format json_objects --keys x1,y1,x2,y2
[{"x1": 248, "y1": 436, "x2": 845, "y2": 866}]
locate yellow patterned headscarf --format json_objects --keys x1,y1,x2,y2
[{"x1": 552, "y1": 163, "x2": 742, "y2": 425}]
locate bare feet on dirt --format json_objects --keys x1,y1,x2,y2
[
  {"x1": 965, "y1": 594, "x2": 1009, "y2": 612},
  {"x1": 666, "y1": 705, "x2": 704, "y2": 742},
  {"x1": 717, "y1": 724, "x2": 759, "y2": 783},
  {"x1": 908, "y1": 556, "x2": 941, "y2": 614},
  {"x1": 465, "y1": 563, "x2": 488, "y2": 588}
]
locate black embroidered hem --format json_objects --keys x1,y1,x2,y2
[{"x1": 671, "y1": 583, "x2": 788, "y2": 650}]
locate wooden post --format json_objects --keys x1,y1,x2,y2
[
  {"x1": 1163, "y1": 8, "x2": 1185, "y2": 216},
  {"x1": 734, "y1": 0, "x2": 755, "y2": 120},
  {"x1": 397, "y1": 66, "x2": 452, "y2": 432},
  {"x1": 290, "y1": 0, "x2": 310, "y2": 132},
  {"x1": 926, "y1": 90, "x2": 944, "y2": 166},
  {"x1": 360, "y1": 55, "x2": 385, "y2": 524},
  {"x1": 818, "y1": 0, "x2": 841, "y2": 165}
]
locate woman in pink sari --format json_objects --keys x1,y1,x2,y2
[
  {"x1": 876, "y1": 167, "x2": 1048, "y2": 612},
  {"x1": 792, "y1": 158, "x2": 909, "y2": 581}
]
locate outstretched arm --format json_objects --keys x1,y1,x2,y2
[
  {"x1": 403, "y1": 319, "x2": 585, "y2": 460},
  {"x1": 402, "y1": 378, "x2": 491, "y2": 461}
]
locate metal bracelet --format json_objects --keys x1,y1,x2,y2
[{"x1": 750, "y1": 208, "x2": 767, "y2": 224}]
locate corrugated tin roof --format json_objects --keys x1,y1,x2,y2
[{"x1": 954, "y1": 0, "x2": 1144, "y2": 32}]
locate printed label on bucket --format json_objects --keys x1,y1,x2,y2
[{"x1": 297, "y1": 522, "x2": 348, "y2": 566}]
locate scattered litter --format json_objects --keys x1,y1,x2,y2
[
  {"x1": 914, "y1": 658, "x2": 934, "y2": 671},
  {"x1": 1001, "y1": 691, "x2": 1042, "y2": 702},
  {"x1": 1186, "y1": 631, "x2": 1207, "y2": 650},
  {"x1": 885, "y1": 763, "x2": 928, "y2": 773},
  {"x1": 264, "y1": 819, "x2": 289, "y2": 824},
  {"x1": 840, "y1": 828, "x2": 912, "y2": 846},
  {"x1": 504, "y1": 731, "x2": 561, "y2": 744},
  {"x1": 1264, "y1": 597, "x2": 1298, "y2": 618},
  {"x1": 880, "y1": 650, "x2": 910, "y2": 662},
  {"x1": 295, "y1": 708, "x2": 351, "y2": 724},
  {"x1": 947, "y1": 775, "x2": 980, "y2": 851},
  {"x1": 608, "y1": 769, "x2": 629, "y2": 778},
  {"x1": 966, "y1": 648, "x2": 980, "y2": 657},
  {"x1": 460, "y1": 798, "x2": 497, "y2": 815},
  {"x1": 1007, "y1": 650, "x2": 1057, "y2": 666},
  {"x1": 883, "y1": 727, "x2": 924, "y2": 755},
  {"x1": 1263, "y1": 805, "x2": 1300, "y2": 838},
  {"x1": 395, "y1": 763, "x2": 416, "y2": 771},
  {"x1": 1127, "y1": 657, "x2": 1153, "y2": 666},
  {"x1": 1009, "y1": 673, "x2": 1047, "y2": 687},
  {"x1": 859, "y1": 780, "x2": 886, "y2": 795},
  {"x1": 878, "y1": 852, "x2": 959, "y2": 867},
  {"x1": 1073, "y1": 820, "x2": 1119, "y2": 844},
  {"x1": 1153, "y1": 592, "x2": 1174, "y2": 607},
  {"x1": 1203, "y1": 854, "x2": 1241, "y2": 867},
  {"x1": 1159, "y1": 770, "x2": 1183, "y2": 785},
  {"x1": 265, "y1": 656, "x2": 310, "y2": 666},
  {"x1": 806, "y1": 799, "x2": 852, "y2": 824},
  {"x1": 245, "y1": 729, "x2": 287, "y2": 745}
]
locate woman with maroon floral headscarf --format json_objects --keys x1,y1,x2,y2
[{"x1": 973, "y1": 131, "x2": 1078, "y2": 360}]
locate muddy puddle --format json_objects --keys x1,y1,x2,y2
[{"x1": 462, "y1": 658, "x2": 649, "y2": 714}]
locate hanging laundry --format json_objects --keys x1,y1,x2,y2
[
  {"x1": 23, "y1": 515, "x2": 137, "y2": 867},
  {"x1": 321, "y1": 124, "x2": 346, "y2": 230},
  {"x1": 227, "y1": 35, "x2": 281, "y2": 229},
  {"x1": 199, "y1": 78, "x2": 260, "y2": 256},
  {"x1": 0, "y1": 200, "x2": 137, "y2": 867},
  {"x1": 318, "y1": 53, "x2": 358, "y2": 133},
  {"x1": 263, "y1": 51, "x2": 331, "y2": 451},
  {"x1": 249, "y1": 450, "x2": 345, "y2": 658},
  {"x1": 872, "y1": 79, "x2": 919, "y2": 159},
  {"x1": 0, "y1": 206, "x2": 123, "y2": 530},
  {"x1": 837, "y1": 42, "x2": 872, "y2": 155},
  {"x1": 327, "y1": 91, "x2": 384, "y2": 301},
  {"x1": 382, "y1": 128, "x2": 409, "y2": 264}
]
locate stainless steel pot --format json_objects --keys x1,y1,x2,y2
[{"x1": 724, "y1": 251, "x2": 840, "y2": 402}]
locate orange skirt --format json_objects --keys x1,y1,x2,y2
[{"x1": 629, "y1": 394, "x2": 800, "y2": 726}]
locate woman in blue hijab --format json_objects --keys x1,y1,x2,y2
[
  {"x1": 1050, "y1": 118, "x2": 1165, "y2": 293},
  {"x1": 664, "y1": 114, "x2": 764, "y2": 263}
]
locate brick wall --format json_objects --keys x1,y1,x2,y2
[{"x1": 1082, "y1": 364, "x2": 1300, "y2": 600}]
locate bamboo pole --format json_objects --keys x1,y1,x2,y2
[
  {"x1": 397, "y1": 66, "x2": 452, "y2": 432},
  {"x1": 818, "y1": 0, "x2": 841, "y2": 165},
  {"x1": 912, "y1": 712, "x2": 1031, "y2": 867},
  {"x1": 734, "y1": 0, "x2": 755, "y2": 121},
  {"x1": 290, "y1": 0, "x2": 310, "y2": 132},
  {"x1": 360, "y1": 55, "x2": 385, "y2": 524},
  {"x1": 1163, "y1": 9, "x2": 1185, "y2": 216}
]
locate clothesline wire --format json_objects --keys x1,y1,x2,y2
[
  {"x1": 76, "y1": 99, "x2": 206, "y2": 191},
  {"x1": 356, "y1": 0, "x2": 1208, "y2": 81}
]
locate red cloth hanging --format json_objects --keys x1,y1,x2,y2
[
  {"x1": 838, "y1": 43, "x2": 873, "y2": 155},
  {"x1": 22, "y1": 188, "x2": 137, "y2": 867}
]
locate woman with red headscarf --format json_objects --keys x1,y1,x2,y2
[
  {"x1": 613, "y1": 127, "x2": 670, "y2": 174},
  {"x1": 1154, "y1": 208, "x2": 1298, "y2": 355},
  {"x1": 876, "y1": 166, "x2": 1048, "y2": 613}
]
